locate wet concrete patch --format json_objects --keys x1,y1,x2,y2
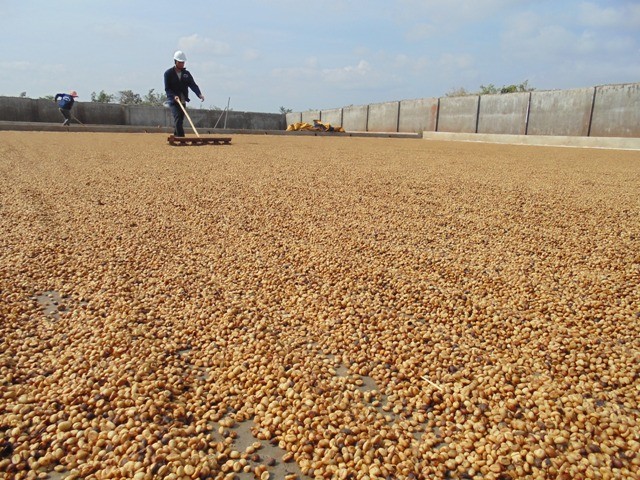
[{"x1": 33, "y1": 290, "x2": 67, "y2": 320}]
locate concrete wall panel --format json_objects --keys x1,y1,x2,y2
[
  {"x1": 188, "y1": 110, "x2": 283, "y2": 130},
  {"x1": 477, "y1": 92, "x2": 529, "y2": 135},
  {"x1": 286, "y1": 112, "x2": 302, "y2": 126},
  {"x1": 210, "y1": 110, "x2": 236, "y2": 129},
  {"x1": 367, "y1": 101, "x2": 399, "y2": 132},
  {"x1": 180, "y1": 108, "x2": 209, "y2": 129},
  {"x1": 205, "y1": 109, "x2": 222, "y2": 128},
  {"x1": 398, "y1": 98, "x2": 438, "y2": 133},
  {"x1": 74, "y1": 102, "x2": 126, "y2": 125},
  {"x1": 242, "y1": 112, "x2": 286, "y2": 130},
  {"x1": 206, "y1": 111, "x2": 240, "y2": 129},
  {"x1": 127, "y1": 105, "x2": 171, "y2": 127},
  {"x1": 342, "y1": 105, "x2": 368, "y2": 132},
  {"x1": 36, "y1": 99, "x2": 66, "y2": 123},
  {"x1": 437, "y1": 96, "x2": 479, "y2": 133},
  {"x1": 0, "y1": 97, "x2": 35, "y2": 122},
  {"x1": 301, "y1": 110, "x2": 320, "y2": 124},
  {"x1": 320, "y1": 108, "x2": 343, "y2": 127},
  {"x1": 528, "y1": 88, "x2": 593, "y2": 136},
  {"x1": 590, "y1": 83, "x2": 640, "y2": 138}
]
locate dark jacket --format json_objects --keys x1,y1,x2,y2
[
  {"x1": 55, "y1": 93, "x2": 75, "y2": 110},
  {"x1": 164, "y1": 67, "x2": 202, "y2": 104}
]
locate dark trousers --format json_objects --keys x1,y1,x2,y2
[
  {"x1": 59, "y1": 108, "x2": 71, "y2": 125},
  {"x1": 170, "y1": 103, "x2": 185, "y2": 137}
]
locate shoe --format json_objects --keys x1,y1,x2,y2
[{"x1": 62, "y1": 120, "x2": 70, "y2": 126}]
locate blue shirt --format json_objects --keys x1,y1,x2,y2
[
  {"x1": 55, "y1": 93, "x2": 75, "y2": 110},
  {"x1": 164, "y1": 67, "x2": 202, "y2": 104}
]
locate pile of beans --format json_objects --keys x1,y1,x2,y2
[{"x1": 0, "y1": 132, "x2": 638, "y2": 479}]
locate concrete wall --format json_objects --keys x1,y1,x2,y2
[
  {"x1": 127, "y1": 105, "x2": 171, "y2": 127},
  {"x1": 0, "y1": 97, "x2": 127, "y2": 125},
  {"x1": 35, "y1": 99, "x2": 64, "y2": 123},
  {"x1": 590, "y1": 83, "x2": 640, "y2": 138},
  {"x1": 301, "y1": 110, "x2": 320, "y2": 124},
  {"x1": 173, "y1": 107, "x2": 286, "y2": 131},
  {"x1": 398, "y1": 98, "x2": 438, "y2": 133},
  {"x1": 527, "y1": 87, "x2": 594, "y2": 137},
  {"x1": 75, "y1": 102, "x2": 126, "y2": 125},
  {"x1": 438, "y1": 96, "x2": 479, "y2": 133},
  {"x1": 342, "y1": 105, "x2": 368, "y2": 132},
  {"x1": 320, "y1": 108, "x2": 343, "y2": 127},
  {"x1": 291, "y1": 82, "x2": 640, "y2": 138},
  {"x1": 0, "y1": 98, "x2": 50, "y2": 123},
  {"x1": 196, "y1": 110, "x2": 286, "y2": 130},
  {"x1": 367, "y1": 101, "x2": 400, "y2": 132},
  {"x1": 477, "y1": 92, "x2": 529, "y2": 135},
  {"x1": 286, "y1": 112, "x2": 302, "y2": 126},
  {"x1": 184, "y1": 108, "x2": 209, "y2": 129},
  {"x1": 240, "y1": 111, "x2": 282, "y2": 130},
  {"x1": 4, "y1": 81, "x2": 640, "y2": 137},
  {"x1": 0, "y1": 96, "x2": 285, "y2": 130}
]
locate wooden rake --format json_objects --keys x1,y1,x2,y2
[{"x1": 168, "y1": 98, "x2": 232, "y2": 146}]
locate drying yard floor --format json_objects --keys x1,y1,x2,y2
[{"x1": 1, "y1": 131, "x2": 639, "y2": 479}]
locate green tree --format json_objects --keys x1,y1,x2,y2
[
  {"x1": 448, "y1": 81, "x2": 535, "y2": 97},
  {"x1": 40, "y1": 95, "x2": 54, "y2": 101},
  {"x1": 143, "y1": 88, "x2": 166, "y2": 106},
  {"x1": 500, "y1": 80, "x2": 534, "y2": 94},
  {"x1": 91, "y1": 90, "x2": 114, "y2": 103},
  {"x1": 279, "y1": 106, "x2": 292, "y2": 114},
  {"x1": 445, "y1": 86, "x2": 471, "y2": 97},
  {"x1": 479, "y1": 84, "x2": 499, "y2": 95},
  {"x1": 117, "y1": 90, "x2": 142, "y2": 105}
]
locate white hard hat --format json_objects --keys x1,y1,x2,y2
[{"x1": 173, "y1": 50, "x2": 187, "y2": 62}]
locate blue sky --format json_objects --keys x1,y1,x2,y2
[{"x1": 1, "y1": 0, "x2": 639, "y2": 113}]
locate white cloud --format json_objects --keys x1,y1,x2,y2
[
  {"x1": 321, "y1": 60, "x2": 372, "y2": 83},
  {"x1": 503, "y1": 10, "x2": 539, "y2": 38},
  {"x1": 189, "y1": 61, "x2": 254, "y2": 102},
  {"x1": 305, "y1": 57, "x2": 319, "y2": 69},
  {"x1": 405, "y1": 23, "x2": 438, "y2": 41},
  {"x1": 271, "y1": 59, "x2": 389, "y2": 89},
  {"x1": 502, "y1": 8, "x2": 638, "y2": 62},
  {"x1": 270, "y1": 65, "x2": 315, "y2": 81},
  {"x1": 579, "y1": 2, "x2": 640, "y2": 29},
  {"x1": 94, "y1": 23, "x2": 133, "y2": 39},
  {"x1": 177, "y1": 34, "x2": 231, "y2": 56},
  {"x1": 197, "y1": 61, "x2": 245, "y2": 81},
  {"x1": 502, "y1": 12, "x2": 579, "y2": 60},
  {"x1": 0, "y1": 60, "x2": 32, "y2": 70},
  {"x1": 438, "y1": 53, "x2": 474, "y2": 70},
  {"x1": 0, "y1": 61, "x2": 65, "y2": 74},
  {"x1": 396, "y1": 0, "x2": 530, "y2": 29},
  {"x1": 243, "y1": 49, "x2": 261, "y2": 61},
  {"x1": 494, "y1": 4, "x2": 640, "y2": 92},
  {"x1": 393, "y1": 53, "x2": 430, "y2": 72}
]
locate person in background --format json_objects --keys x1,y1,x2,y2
[
  {"x1": 54, "y1": 91, "x2": 78, "y2": 126},
  {"x1": 164, "y1": 50, "x2": 205, "y2": 137}
]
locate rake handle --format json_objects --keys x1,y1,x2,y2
[{"x1": 175, "y1": 97, "x2": 200, "y2": 137}]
